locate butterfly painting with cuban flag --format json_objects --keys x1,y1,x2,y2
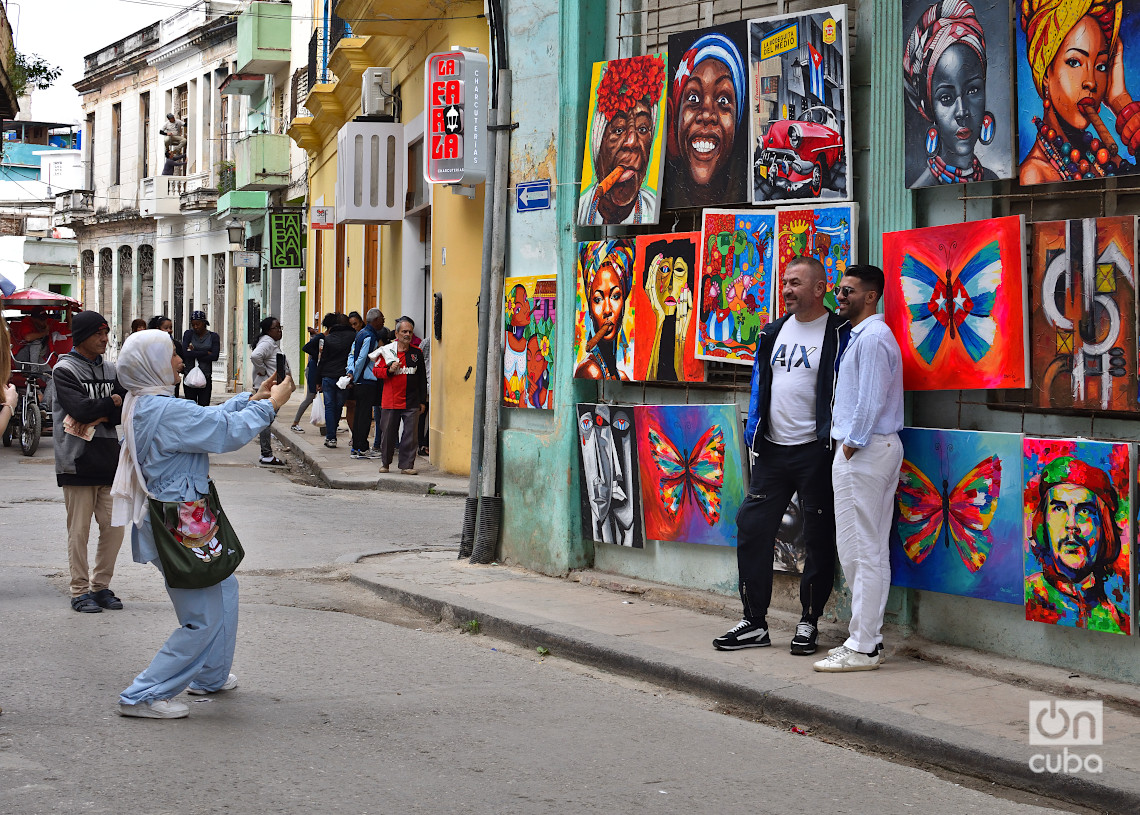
[
  {"x1": 883, "y1": 215, "x2": 1029, "y2": 390},
  {"x1": 634, "y1": 404, "x2": 746, "y2": 546},
  {"x1": 890, "y1": 428, "x2": 1024, "y2": 604}
]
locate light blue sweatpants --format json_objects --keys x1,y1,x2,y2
[{"x1": 119, "y1": 564, "x2": 239, "y2": 706}]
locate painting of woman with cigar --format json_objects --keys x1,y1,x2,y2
[
  {"x1": 574, "y1": 240, "x2": 636, "y2": 380},
  {"x1": 577, "y1": 54, "x2": 667, "y2": 226},
  {"x1": 1017, "y1": 0, "x2": 1139, "y2": 183}
]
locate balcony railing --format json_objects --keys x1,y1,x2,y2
[
  {"x1": 290, "y1": 66, "x2": 310, "y2": 122},
  {"x1": 306, "y1": 13, "x2": 349, "y2": 97},
  {"x1": 141, "y1": 173, "x2": 211, "y2": 217},
  {"x1": 52, "y1": 190, "x2": 95, "y2": 228}
]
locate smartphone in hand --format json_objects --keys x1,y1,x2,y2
[{"x1": 276, "y1": 353, "x2": 287, "y2": 382}]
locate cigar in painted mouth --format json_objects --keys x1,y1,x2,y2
[
  {"x1": 585, "y1": 325, "x2": 610, "y2": 351},
  {"x1": 597, "y1": 166, "x2": 625, "y2": 195},
  {"x1": 1081, "y1": 104, "x2": 1121, "y2": 157}
]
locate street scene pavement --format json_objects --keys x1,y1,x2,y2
[{"x1": 0, "y1": 411, "x2": 1136, "y2": 814}]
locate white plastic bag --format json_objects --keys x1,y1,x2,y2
[
  {"x1": 309, "y1": 391, "x2": 325, "y2": 427},
  {"x1": 184, "y1": 361, "x2": 207, "y2": 389}
]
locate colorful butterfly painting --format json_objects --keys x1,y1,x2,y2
[
  {"x1": 634, "y1": 404, "x2": 745, "y2": 547},
  {"x1": 889, "y1": 428, "x2": 1023, "y2": 604},
  {"x1": 884, "y1": 216, "x2": 1029, "y2": 390},
  {"x1": 646, "y1": 424, "x2": 725, "y2": 525}
]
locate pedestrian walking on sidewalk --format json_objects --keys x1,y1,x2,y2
[
  {"x1": 346, "y1": 308, "x2": 389, "y2": 459},
  {"x1": 714, "y1": 256, "x2": 848, "y2": 656},
  {"x1": 110, "y1": 329, "x2": 294, "y2": 718},
  {"x1": 292, "y1": 325, "x2": 323, "y2": 431},
  {"x1": 51, "y1": 311, "x2": 128, "y2": 614},
  {"x1": 315, "y1": 313, "x2": 355, "y2": 448},
  {"x1": 250, "y1": 316, "x2": 290, "y2": 466},
  {"x1": 373, "y1": 316, "x2": 426, "y2": 475},
  {"x1": 180, "y1": 311, "x2": 220, "y2": 407},
  {"x1": 813, "y1": 265, "x2": 904, "y2": 673}
]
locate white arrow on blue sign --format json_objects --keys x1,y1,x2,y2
[{"x1": 516, "y1": 180, "x2": 552, "y2": 213}]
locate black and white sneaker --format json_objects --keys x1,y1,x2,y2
[
  {"x1": 790, "y1": 621, "x2": 818, "y2": 655},
  {"x1": 827, "y1": 642, "x2": 886, "y2": 663},
  {"x1": 349, "y1": 449, "x2": 366, "y2": 459},
  {"x1": 713, "y1": 619, "x2": 770, "y2": 650}
]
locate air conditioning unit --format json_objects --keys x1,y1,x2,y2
[
  {"x1": 335, "y1": 121, "x2": 406, "y2": 223},
  {"x1": 361, "y1": 67, "x2": 394, "y2": 117}
]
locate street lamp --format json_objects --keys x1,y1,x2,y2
[{"x1": 225, "y1": 218, "x2": 245, "y2": 249}]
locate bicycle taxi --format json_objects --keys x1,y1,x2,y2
[{"x1": 2, "y1": 288, "x2": 81, "y2": 456}]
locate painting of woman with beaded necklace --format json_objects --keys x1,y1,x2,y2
[
  {"x1": 1017, "y1": 0, "x2": 1139, "y2": 183},
  {"x1": 903, "y1": 0, "x2": 1012, "y2": 187}
]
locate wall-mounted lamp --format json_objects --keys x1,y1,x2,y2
[{"x1": 225, "y1": 217, "x2": 245, "y2": 249}]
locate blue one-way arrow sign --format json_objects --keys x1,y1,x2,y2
[{"x1": 516, "y1": 180, "x2": 551, "y2": 213}]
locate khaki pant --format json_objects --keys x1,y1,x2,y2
[{"x1": 63, "y1": 485, "x2": 125, "y2": 597}]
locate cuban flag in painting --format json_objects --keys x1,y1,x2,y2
[{"x1": 807, "y1": 43, "x2": 824, "y2": 101}]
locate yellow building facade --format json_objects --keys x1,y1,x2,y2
[{"x1": 288, "y1": 1, "x2": 489, "y2": 475}]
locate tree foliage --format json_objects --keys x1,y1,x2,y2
[{"x1": 9, "y1": 50, "x2": 62, "y2": 99}]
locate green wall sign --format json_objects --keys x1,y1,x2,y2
[{"x1": 269, "y1": 211, "x2": 303, "y2": 269}]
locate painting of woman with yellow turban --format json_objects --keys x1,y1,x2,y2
[{"x1": 1017, "y1": 0, "x2": 1140, "y2": 183}]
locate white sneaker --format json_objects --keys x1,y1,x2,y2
[
  {"x1": 186, "y1": 673, "x2": 238, "y2": 695},
  {"x1": 827, "y1": 642, "x2": 886, "y2": 664},
  {"x1": 118, "y1": 698, "x2": 190, "y2": 718},
  {"x1": 813, "y1": 646, "x2": 880, "y2": 672}
]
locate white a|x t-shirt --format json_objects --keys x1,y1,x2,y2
[{"x1": 765, "y1": 313, "x2": 827, "y2": 445}]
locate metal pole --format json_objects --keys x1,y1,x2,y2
[
  {"x1": 458, "y1": 92, "x2": 500, "y2": 560},
  {"x1": 471, "y1": 69, "x2": 512, "y2": 564}
]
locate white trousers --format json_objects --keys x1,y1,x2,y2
[{"x1": 831, "y1": 433, "x2": 903, "y2": 654}]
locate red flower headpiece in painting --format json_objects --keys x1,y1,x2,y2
[{"x1": 596, "y1": 55, "x2": 665, "y2": 120}]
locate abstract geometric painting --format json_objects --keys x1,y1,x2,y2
[
  {"x1": 1029, "y1": 217, "x2": 1137, "y2": 412},
  {"x1": 633, "y1": 403, "x2": 745, "y2": 547},
  {"x1": 902, "y1": 0, "x2": 1013, "y2": 188},
  {"x1": 890, "y1": 428, "x2": 1023, "y2": 604},
  {"x1": 574, "y1": 240, "x2": 636, "y2": 381},
  {"x1": 631, "y1": 232, "x2": 705, "y2": 382},
  {"x1": 749, "y1": 5, "x2": 852, "y2": 203},
  {"x1": 883, "y1": 215, "x2": 1028, "y2": 390},
  {"x1": 665, "y1": 22, "x2": 752, "y2": 208},
  {"x1": 578, "y1": 54, "x2": 668, "y2": 226},
  {"x1": 1023, "y1": 438, "x2": 1132, "y2": 635},
  {"x1": 502, "y1": 274, "x2": 556, "y2": 409},
  {"x1": 697, "y1": 209, "x2": 777, "y2": 365},
  {"x1": 774, "y1": 203, "x2": 857, "y2": 315},
  {"x1": 577, "y1": 403, "x2": 643, "y2": 549}
]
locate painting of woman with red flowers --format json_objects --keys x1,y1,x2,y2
[{"x1": 578, "y1": 53, "x2": 668, "y2": 226}]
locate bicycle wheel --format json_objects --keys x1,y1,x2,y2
[{"x1": 20, "y1": 391, "x2": 41, "y2": 456}]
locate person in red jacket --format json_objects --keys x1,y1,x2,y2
[{"x1": 373, "y1": 316, "x2": 427, "y2": 475}]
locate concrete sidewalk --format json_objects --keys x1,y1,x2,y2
[
  {"x1": 348, "y1": 549, "x2": 1140, "y2": 814},
  {"x1": 268, "y1": 390, "x2": 469, "y2": 496}
]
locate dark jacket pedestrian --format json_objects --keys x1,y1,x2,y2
[
  {"x1": 181, "y1": 310, "x2": 221, "y2": 407},
  {"x1": 316, "y1": 320, "x2": 356, "y2": 446}
]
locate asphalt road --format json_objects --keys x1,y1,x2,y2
[{"x1": 0, "y1": 437, "x2": 1081, "y2": 815}]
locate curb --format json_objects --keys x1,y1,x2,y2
[
  {"x1": 348, "y1": 568, "x2": 1140, "y2": 815},
  {"x1": 271, "y1": 426, "x2": 453, "y2": 496}
]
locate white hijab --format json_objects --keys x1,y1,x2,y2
[{"x1": 110, "y1": 330, "x2": 178, "y2": 528}]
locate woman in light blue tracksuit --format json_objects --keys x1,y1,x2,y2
[{"x1": 110, "y1": 330, "x2": 294, "y2": 718}]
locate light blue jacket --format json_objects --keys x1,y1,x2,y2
[{"x1": 128, "y1": 391, "x2": 275, "y2": 564}]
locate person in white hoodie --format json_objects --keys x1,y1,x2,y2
[{"x1": 250, "y1": 316, "x2": 290, "y2": 466}]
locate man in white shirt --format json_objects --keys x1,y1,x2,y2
[
  {"x1": 714, "y1": 256, "x2": 849, "y2": 655},
  {"x1": 814, "y1": 264, "x2": 904, "y2": 673}
]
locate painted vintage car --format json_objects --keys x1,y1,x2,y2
[{"x1": 756, "y1": 106, "x2": 844, "y2": 197}]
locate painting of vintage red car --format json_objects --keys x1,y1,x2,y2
[{"x1": 756, "y1": 106, "x2": 844, "y2": 198}]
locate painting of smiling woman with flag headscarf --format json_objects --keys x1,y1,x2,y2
[
  {"x1": 666, "y1": 22, "x2": 751, "y2": 208},
  {"x1": 577, "y1": 54, "x2": 667, "y2": 226}
]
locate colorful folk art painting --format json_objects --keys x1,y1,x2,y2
[
  {"x1": 890, "y1": 428, "x2": 1023, "y2": 604},
  {"x1": 502, "y1": 274, "x2": 556, "y2": 409},
  {"x1": 774, "y1": 203, "x2": 857, "y2": 315},
  {"x1": 574, "y1": 240, "x2": 636, "y2": 381},
  {"x1": 883, "y1": 215, "x2": 1029, "y2": 390},
  {"x1": 577, "y1": 403, "x2": 643, "y2": 549},
  {"x1": 578, "y1": 54, "x2": 668, "y2": 226},
  {"x1": 901, "y1": 0, "x2": 1014, "y2": 188},
  {"x1": 665, "y1": 22, "x2": 752, "y2": 208},
  {"x1": 631, "y1": 233, "x2": 705, "y2": 382},
  {"x1": 1015, "y1": 0, "x2": 1140, "y2": 185},
  {"x1": 1022, "y1": 438, "x2": 1132, "y2": 635},
  {"x1": 633, "y1": 403, "x2": 745, "y2": 547},
  {"x1": 749, "y1": 5, "x2": 853, "y2": 203},
  {"x1": 697, "y1": 209, "x2": 777, "y2": 365},
  {"x1": 1029, "y1": 217, "x2": 1138, "y2": 412}
]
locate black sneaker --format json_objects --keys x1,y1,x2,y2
[
  {"x1": 324, "y1": 439, "x2": 337, "y2": 449},
  {"x1": 713, "y1": 619, "x2": 770, "y2": 650},
  {"x1": 790, "y1": 621, "x2": 818, "y2": 655},
  {"x1": 349, "y1": 449, "x2": 365, "y2": 459}
]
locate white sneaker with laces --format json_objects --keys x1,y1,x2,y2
[
  {"x1": 118, "y1": 698, "x2": 190, "y2": 718},
  {"x1": 813, "y1": 646, "x2": 880, "y2": 672},
  {"x1": 827, "y1": 642, "x2": 885, "y2": 663},
  {"x1": 186, "y1": 673, "x2": 238, "y2": 696}
]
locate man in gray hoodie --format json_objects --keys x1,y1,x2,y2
[{"x1": 52, "y1": 311, "x2": 127, "y2": 613}]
